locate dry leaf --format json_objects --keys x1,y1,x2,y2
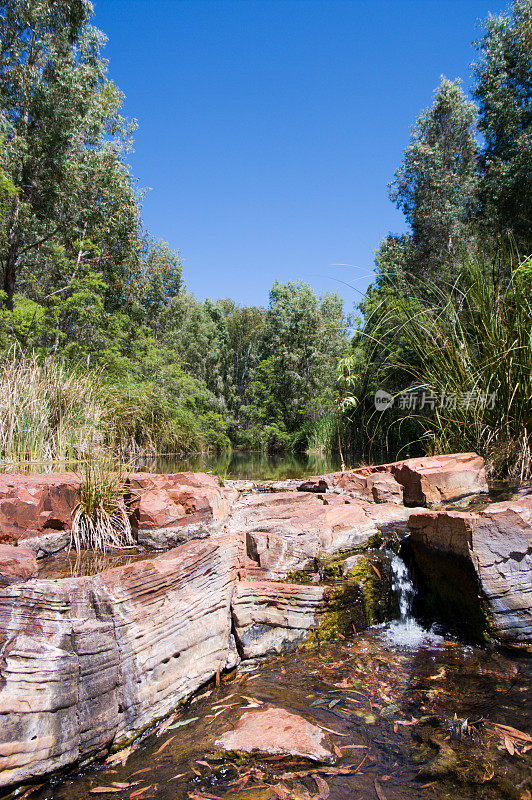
[
  {"x1": 374, "y1": 778, "x2": 388, "y2": 800},
  {"x1": 152, "y1": 735, "x2": 176, "y2": 756},
  {"x1": 504, "y1": 736, "x2": 515, "y2": 756},
  {"x1": 312, "y1": 774, "x2": 330, "y2": 799}
]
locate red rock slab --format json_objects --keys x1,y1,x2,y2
[
  {"x1": 0, "y1": 473, "x2": 81, "y2": 545},
  {"x1": 215, "y1": 707, "x2": 333, "y2": 762},
  {"x1": 129, "y1": 472, "x2": 237, "y2": 548},
  {"x1": 0, "y1": 544, "x2": 37, "y2": 587},
  {"x1": 228, "y1": 491, "x2": 415, "y2": 579},
  {"x1": 300, "y1": 452, "x2": 488, "y2": 507},
  {"x1": 409, "y1": 498, "x2": 532, "y2": 645}
]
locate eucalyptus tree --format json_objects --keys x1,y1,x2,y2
[
  {"x1": 473, "y1": 0, "x2": 532, "y2": 253},
  {"x1": 0, "y1": 0, "x2": 140, "y2": 317},
  {"x1": 389, "y1": 77, "x2": 479, "y2": 288}
]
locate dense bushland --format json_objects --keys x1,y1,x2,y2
[
  {"x1": 339, "y1": 0, "x2": 532, "y2": 476},
  {"x1": 0, "y1": 0, "x2": 349, "y2": 466}
]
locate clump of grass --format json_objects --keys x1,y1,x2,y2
[
  {"x1": 71, "y1": 458, "x2": 134, "y2": 552},
  {"x1": 0, "y1": 349, "x2": 109, "y2": 469},
  {"x1": 397, "y1": 244, "x2": 532, "y2": 478}
]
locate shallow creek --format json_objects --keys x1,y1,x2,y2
[{"x1": 24, "y1": 555, "x2": 532, "y2": 800}]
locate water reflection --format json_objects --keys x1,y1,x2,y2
[{"x1": 148, "y1": 451, "x2": 345, "y2": 481}]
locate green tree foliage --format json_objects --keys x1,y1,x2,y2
[
  {"x1": 240, "y1": 281, "x2": 349, "y2": 452},
  {"x1": 473, "y1": 0, "x2": 532, "y2": 252},
  {"x1": 389, "y1": 77, "x2": 479, "y2": 287},
  {"x1": 340, "y1": 1, "x2": 531, "y2": 470}
]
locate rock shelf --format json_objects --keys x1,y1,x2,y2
[{"x1": 0, "y1": 452, "x2": 527, "y2": 790}]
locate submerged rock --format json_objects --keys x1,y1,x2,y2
[{"x1": 215, "y1": 707, "x2": 333, "y2": 762}]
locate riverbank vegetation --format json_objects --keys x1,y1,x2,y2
[
  {"x1": 338, "y1": 0, "x2": 532, "y2": 477},
  {"x1": 0, "y1": 0, "x2": 530, "y2": 476},
  {"x1": 0, "y1": 0, "x2": 350, "y2": 467}
]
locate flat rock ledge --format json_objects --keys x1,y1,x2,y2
[
  {"x1": 409, "y1": 499, "x2": 532, "y2": 646},
  {"x1": 0, "y1": 453, "x2": 499, "y2": 789},
  {"x1": 215, "y1": 707, "x2": 333, "y2": 762}
]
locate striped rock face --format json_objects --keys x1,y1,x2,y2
[
  {"x1": 409, "y1": 499, "x2": 532, "y2": 646},
  {"x1": 0, "y1": 535, "x2": 239, "y2": 788}
]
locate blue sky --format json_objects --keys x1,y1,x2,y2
[{"x1": 94, "y1": 0, "x2": 499, "y2": 311}]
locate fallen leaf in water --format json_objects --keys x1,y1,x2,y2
[
  {"x1": 190, "y1": 690, "x2": 213, "y2": 704},
  {"x1": 328, "y1": 699, "x2": 341, "y2": 709},
  {"x1": 152, "y1": 735, "x2": 176, "y2": 755},
  {"x1": 504, "y1": 736, "x2": 515, "y2": 756},
  {"x1": 369, "y1": 563, "x2": 382, "y2": 580},
  {"x1": 168, "y1": 717, "x2": 199, "y2": 730},
  {"x1": 106, "y1": 746, "x2": 133, "y2": 766},
  {"x1": 315, "y1": 724, "x2": 348, "y2": 736},
  {"x1": 89, "y1": 788, "x2": 123, "y2": 794},
  {"x1": 19, "y1": 785, "x2": 44, "y2": 799},
  {"x1": 169, "y1": 773, "x2": 187, "y2": 781},
  {"x1": 332, "y1": 744, "x2": 343, "y2": 758},
  {"x1": 111, "y1": 782, "x2": 138, "y2": 789},
  {"x1": 312, "y1": 774, "x2": 330, "y2": 799},
  {"x1": 130, "y1": 788, "x2": 153, "y2": 799},
  {"x1": 272, "y1": 783, "x2": 291, "y2": 799},
  {"x1": 196, "y1": 760, "x2": 212, "y2": 768},
  {"x1": 130, "y1": 768, "x2": 153, "y2": 777},
  {"x1": 374, "y1": 778, "x2": 388, "y2": 800},
  {"x1": 340, "y1": 745, "x2": 367, "y2": 750}
]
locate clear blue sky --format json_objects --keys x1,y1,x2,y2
[{"x1": 94, "y1": 0, "x2": 499, "y2": 311}]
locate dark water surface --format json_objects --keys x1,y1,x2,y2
[{"x1": 149, "y1": 452, "x2": 344, "y2": 480}]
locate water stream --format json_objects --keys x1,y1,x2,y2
[{"x1": 23, "y1": 552, "x2": 531, "y2": 800}]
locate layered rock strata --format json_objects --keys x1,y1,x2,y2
[
  {"x1": 298, "y1": 452, "x2": 487, "y2": 507},
  {"x1": 227, "y1": 490, "x2": 418, "y2": 579},
  {"x1": 409, "y1": 499, "x2": 532, "y2": 646},
  {"x1": 129, "y1": 471, "x2": 237, "y2": 549},
  {"x1": 0, "y1": 536, "x2": 238, "y2": 788}
]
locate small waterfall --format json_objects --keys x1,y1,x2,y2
[
  {"x1": 391, "y1": 553, "x2": 416, "y2": 623},
  {"x1": 379, "y1": 553, "x2": 441, "y2": 648}
]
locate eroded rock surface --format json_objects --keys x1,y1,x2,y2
[
  {"x1": 232, "y1": 580, "x2": 328, "y2": 658},
  {"x1": 0, "y1": 544, "x2": 37, "y2": 586},
  {"x1": 0, "y1": 536, "x2": 238, "y2": 787},
  {"x1": 0, "y1": 473, "x2": 81, "y2": 551},
  {"x1": 130, "y1": 471, "x2": 237, "y2": 549},
  {"x1": 227, "y1": 491, "x2": 416, "y2": 579},
  {"x1": 299, "y1": 452, "x2": 487, "y2": 507},
  {"x1": 215, "y1": 707, "x2": 333, "y2": 762},
  {"x1": 409, "y1": 499, "x2": 532, "y2": 646}
]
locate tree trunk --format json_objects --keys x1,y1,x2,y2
[{"x1": 3, "y1": 195, "x2": 20, "y2": 310}]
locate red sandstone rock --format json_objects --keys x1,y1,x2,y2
[
  {"x1": 215, "y1": 707, "x2": 333, "y2": 762},
  {"x1": 0, "y1": 544, "x2": 37, "y2": 587},
  {"x1": 0, "y1": 473, "x2": 80, "y2": 549},
  {"x1": 232, "y1": 580, "x2": 329, "y2": 657},
  {"x1": 299, "y1": 452, "x2": 487, "y2": 507},
  {"x1": 409, "y1": 499, "x2": 532, "y2": 645},
  {"x1": 0, "y1": 535, "x2": 239, "y2": 788},
  {"x1": 228, "y1": 491, "x2": 416, "y2": 579},
  {"x1": 129, "y1": 471, "x2": 237, "y2": 548}
]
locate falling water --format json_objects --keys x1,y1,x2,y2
[{"x1": 379, "y1": 553, "x2": 442, "y2": 648}]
